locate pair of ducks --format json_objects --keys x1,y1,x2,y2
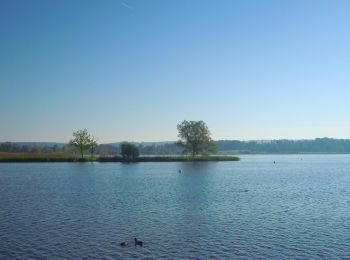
[{"x1": 120, "y1": 238, "x2": 143, "y2": 247}]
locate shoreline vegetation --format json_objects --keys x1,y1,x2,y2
[
  {"x1": 6, "y1": 121, "x2": 349, "y2": 163},
  {"x1": 98, "y1": 155, "x2": 240, "y2": 162},
  {"x1": 3, "y1": 138, "x2": 350, "y2": 156},
  {"x1": 0, "y1": 120, "x2": 233, "y2": 163},
  {"x1": 0, "y1": 152, "x2": 239, "y2": 163}
]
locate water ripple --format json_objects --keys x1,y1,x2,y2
[{"x1": 1, "y1": 156, "x2": 350, "y2": 258}]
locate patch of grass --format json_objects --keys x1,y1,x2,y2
[{"x1": 0, "y1": 152, "x2": 82, "y2": 162}]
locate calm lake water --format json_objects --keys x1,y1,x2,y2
[{"x1": 1, "y1": 155, "x2": 350, "y2": 259}]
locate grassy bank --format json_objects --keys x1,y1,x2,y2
[
  {"x1": 0, "y1": 153, "x2": 239, "y2": 163},
  {"x1": 0, "y1": 152, "x2": 86, "y2": 162}
]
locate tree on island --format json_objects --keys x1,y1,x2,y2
[
  {"x1": 121, "y1": 142, "x2": 140, "y2": 160},
  {"x1": 177, "y1": 120, "x2": 217, "y2": 156},
  {"x1": 69, "y1": 129, "x2": 93, "y2": 159}
]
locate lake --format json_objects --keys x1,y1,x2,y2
[{"x1": 1, "y1": 155, "x2": 350, "y2": 259}]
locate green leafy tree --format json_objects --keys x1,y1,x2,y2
[
  {"x1": 177, "y1": 120, "x2": 217, "y2": 156},
  {"x1": 88, "y1": 135, "x2": 98, "y2": 159},
  {"x1": 121, "y1": 142, "x2": 140, "y2": 160},
  {"x1": 69, "y1": 129, "x2": 91, "y2": 159}
]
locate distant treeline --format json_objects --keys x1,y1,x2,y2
[
  {"x1": 0, "y1": 142, "x2": 69, "y2": 153},
  {"x1": 216, "y1": 138, "x2": 350, "y2": 154},
  {"x1": 2, "y1": 138, "x2": 350, "y2": 155},
  {"x1": 0, "y1": 142, "x2": 182, "y2": 155}
]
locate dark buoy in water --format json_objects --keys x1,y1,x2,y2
[
  {"x1": 179, "y1": 169, "x2": 182, "y2": 174},
  {"x1": 273, "y1": 161, "x2": 276, "y2": 164}
]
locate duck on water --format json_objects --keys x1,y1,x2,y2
[
  {"x1": 120, "y1": 241, "x2": 128, "y2": 247},
  {"x1": 134, "y1": 238, "x2": 144, "y2": 246},
  {"x1": 120, "y1": 238, "x2": 144, "y2": 247}
]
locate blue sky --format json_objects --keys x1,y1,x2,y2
[{"x1": 1, "y1": 0, "x2": 350, "y2": 142}]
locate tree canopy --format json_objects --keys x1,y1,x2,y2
[
  {"x1": 69, "y1": 129, "x2": 96, "y2": 159},
  {"x1": 121, "y1": 142, "x2": 140, "y2": 159},
  {"x1": 177, "y1": 120, "x2": 217, "y2": 156}
]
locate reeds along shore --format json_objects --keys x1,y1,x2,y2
[{"x1": 0, "y1": 152, "x2": 239, "y2": 163}]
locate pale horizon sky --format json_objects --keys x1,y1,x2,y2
[{"x1": 1, "y1": 0, "x2": 350, "y2": 143}]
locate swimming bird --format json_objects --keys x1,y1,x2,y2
[
  {"x1": 179, "y1": 169, "x2": 182, "y2": 174},
  {"x1": 120, "y1": 241, "x2": 128, "y2": 247},
  {"x1": 134, "y1": 238, "x2": 143, "y2": 247}
]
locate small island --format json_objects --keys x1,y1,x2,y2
[
  {"x1": 98, "y1": 155, "x2": 240, "y2": 163},
  {"x1": 0, "y1": 120, "x2": 240, "y2": 163},
  {"x1": 0, "y1": 154, "x2": 240, "y2": 163}
]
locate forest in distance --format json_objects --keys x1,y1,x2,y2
[{"x1": 2, "y1": 138, "x2": 350, "y2": 155}]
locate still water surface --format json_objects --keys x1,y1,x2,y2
[{"x1": 1, "y1": 155, "x2": 350, "y2": 259}]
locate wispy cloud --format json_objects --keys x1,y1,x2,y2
[{"x1": 120, "y1": 1, "x2": 133, "y2": 10}]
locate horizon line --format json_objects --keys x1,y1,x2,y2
[{"x1": 1, "y1": 137, "x2": 349, "y2": 145}]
